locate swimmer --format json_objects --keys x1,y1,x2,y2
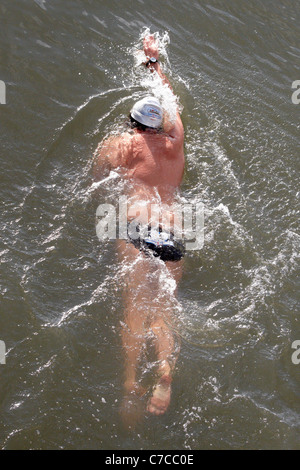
[{"x1": 93, "y1": 34, "x2": 185, "y2": 418}]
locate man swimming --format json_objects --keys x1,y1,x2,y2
[{"x1": 93, "y1": 34, "x2": 185, "y2": 417}]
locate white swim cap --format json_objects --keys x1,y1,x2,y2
[{"x1": 130, "y1": 96, "x2": 163, "y2": 129}]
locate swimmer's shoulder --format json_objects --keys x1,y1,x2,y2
[{"x1": 165, "y1": 113, "x2": 184, "y2": 144}]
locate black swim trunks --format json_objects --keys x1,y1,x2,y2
[{"x1": 127, "y1": 221, "x2": 185, "y2": 262}]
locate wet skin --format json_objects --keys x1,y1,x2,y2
[{"x1": 93, "y1": 35, "x2": 185, "y2": 418}]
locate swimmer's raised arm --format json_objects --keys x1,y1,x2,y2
[
  {"x1": 143, "y1": 34, "x2": 183, "y2": 139},
  {"x1": 143, "y1": 35, "x2": 173, "y2": 91}
]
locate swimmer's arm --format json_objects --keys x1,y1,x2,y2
[
  {"x1": 150, "y1": 61, "x2": 173, "y2": 90},
  {"x1": 148, "y1": 62, "x2": 183, "y2": 137},
  {"x1": 143, "y1": 35, "x2": 183, "y2": 138},
  {"x1": 149, "y1": 63, "x2": 181, "y2": 135},
  {"x1": 166, "y1": 112, "x2": 184, "y2": 141},
  {"x1": 143, "y1": 35, "x2": 174, "y2": 91},
  {"x1": 93, "y1": 136, "x2": 123, "y2": 180}
]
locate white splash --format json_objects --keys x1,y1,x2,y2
[{"x1": 132, "y1": 28, "x2": 182, "y2": 127}]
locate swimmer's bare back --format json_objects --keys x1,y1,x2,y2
[{"x1": 93, "y1": 35, "x2": 185, "y2": 204}]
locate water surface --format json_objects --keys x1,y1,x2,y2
[{"x1": 0, "y1": 0, "x2": 299, "y2": 450}]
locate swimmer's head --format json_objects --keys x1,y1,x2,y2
[{"x1": 130, "y1": 96, "x2": 163, "y2": 130}]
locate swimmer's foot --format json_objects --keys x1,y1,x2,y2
[{"x1": 147, "y1": 373, "x2": 172, "y2": 416}]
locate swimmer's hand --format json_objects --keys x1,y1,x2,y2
[{"x1": 143, "y1": 34, "x2": 159, "y2": 60}]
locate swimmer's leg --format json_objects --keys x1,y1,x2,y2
[
  {"x1": 117, "y1": 240, "x2": 158, "y2": 426},
  {"x1": 147, "y1": 318, "x2": 176, "y2": 415},
  {"x1": 147, "y1": 259, "x2": 183, "y2": 415}
]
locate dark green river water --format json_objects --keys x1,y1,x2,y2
[{"x1": 0, "y1": 0, "x2": 299, "y2": 450}]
